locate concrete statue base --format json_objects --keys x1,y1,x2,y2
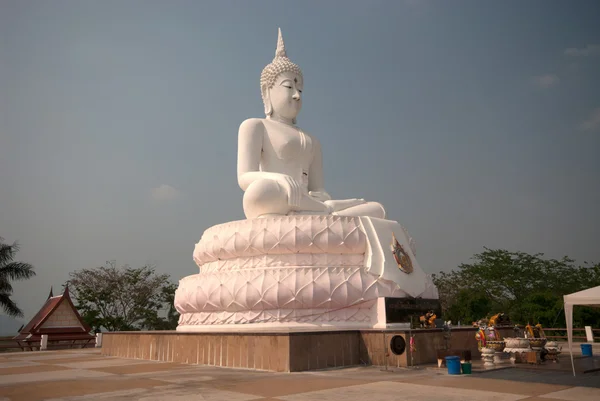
[{"x1": 101, "y1": 326, "x2": 503, "y2": 372}]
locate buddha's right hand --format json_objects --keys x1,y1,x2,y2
[{"x1": 269, "y1": 173, "x2": 302, "y2": 207}]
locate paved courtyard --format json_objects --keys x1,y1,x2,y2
[{"x1": 0, "y1": 349, "x2": 599, "y2": 401}]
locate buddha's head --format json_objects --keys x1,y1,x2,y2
[{"x1": 260, "y1": 28, "x2": 303, "y2": 124}]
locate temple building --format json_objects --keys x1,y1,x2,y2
[{"x1": 13, "y1": 286, "x2": 95, "y2": 348}]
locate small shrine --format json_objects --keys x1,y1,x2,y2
[
  {"x1": 472, "y1": 316, "x2": 560, "y2": 367},
  {"x1": 13, "y1": 286, "x2": 95, "y2": 349}
]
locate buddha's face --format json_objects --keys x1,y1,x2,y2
[{"x1": 268, "y1": 71, "x2": 303, "y2": 121}]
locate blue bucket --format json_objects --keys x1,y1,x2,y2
[
  {"x1": 581, "y1": 343, "x2": 593, "y2": 357},
  {"x1": 445, "y1": 356, "x2": 461, "y2": 375}
]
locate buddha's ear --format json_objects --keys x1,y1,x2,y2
[{"x1": 262, "y1": 85, "x2": 272, "y2": 116}]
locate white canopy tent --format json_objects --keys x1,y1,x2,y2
[{"x1": 563, "y1": 285, "x2": 600, "y2": 376}]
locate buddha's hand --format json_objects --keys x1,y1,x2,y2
[
  {"x1": 273, "y1": 174, "x2": 302, "y2": 207},
  {"x1": 308, "y1": 190, "x2": 332, "y2": 202}
]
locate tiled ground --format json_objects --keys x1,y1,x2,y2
[{"x1": 0, "y1": 349, "x2": 598, "y2": 401}]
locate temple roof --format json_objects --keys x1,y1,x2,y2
[{"x1": 14, "y1": 286, "x2": 92, "y2": 340}]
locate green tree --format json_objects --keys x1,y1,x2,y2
[
  {"x1": 519, "y1": 291, "x2": 565, "y2": 327},
  {"x1": 0, "y1": 237, "x2": 36, "y2": 317},
  {"x1": 433, "y1": 248, "x2": 600, "y2": 327},
  {"x1": 444, "y1": 289, "x2": 492, "y2": 325},
  {"x1": 66, "y1": 261, "x2": 179, "y2": 331},
  {"x1": 141, "y1": 285, "x2": 179, "y2": 330}
]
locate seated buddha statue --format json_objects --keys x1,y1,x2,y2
[{"x1": 237, "y1": 29, "x2": 386, "y2": 220}]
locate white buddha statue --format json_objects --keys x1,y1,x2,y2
[
  {"x1": 173, "y1": 29, "x2": 438, "y2": 332},
  {"x1": 237, "y1": 29, "x2": 386, "y2": 220}
]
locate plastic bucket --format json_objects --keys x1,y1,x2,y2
[
  {"x1": 445, "y1": 356, "x2": 461, "y2": 375},
  {"x1": 461, "y1": 362, "x2": 472, "y2": 374},
  {"x1": 581, "y1": 343, "x2": 593, "y2": 357}
]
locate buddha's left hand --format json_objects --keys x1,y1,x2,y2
[{"x1": 308, "y1": 191, "x2": 332, "y2": 202}]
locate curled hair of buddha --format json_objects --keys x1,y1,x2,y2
[{"x1": 260, "y1": 28, "x2": 303, "y2": 119}]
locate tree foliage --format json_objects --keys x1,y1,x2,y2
[
  {"x1": 0, "y1": 237, "x2": 36, "y2": 317},
  {"x1": 67, "y1": 261, "x2": 179, "y2": 332},
  {"x1": 433, "y1": 248, "x2": 600, "y2": 327}
]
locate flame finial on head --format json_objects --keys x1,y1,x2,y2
[{"x1": 275, "y1": 27, "x2": 287, "y2": 59}]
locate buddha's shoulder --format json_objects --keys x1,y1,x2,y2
[
  {"x1": 238, "y1": 118, "x2": 266, "y2": 138},
  {"x1": 238, "y1": 118, "x2": 267, "y2": 133}
]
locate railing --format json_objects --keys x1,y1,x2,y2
[
  {"x1": 0, "y1": 334, "x2": 102, "y2": 352},
  {"x1": 20, "y1": 337, "x2": 96, "y2": 351},
  {"x1": 542, "y1": 327, "x2": 599, "y2": 342},
  {"x1": 0, "y1": 337, "x2": 23, "y2": 352}
]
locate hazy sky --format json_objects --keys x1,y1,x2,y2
[{"x1": 1, "y1": 0, "x2": 599, "y2": 322}]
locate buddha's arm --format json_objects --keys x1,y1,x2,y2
[
  {"x1": 237, "y1": 119, "x2": 301, "y2": 206},
  {"x1": 237, "y1": 119, "x2": 265, "y2": 191}
]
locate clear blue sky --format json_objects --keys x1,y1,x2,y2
[{"x1": 1, "y1": 0, "x2": 599, "y2": 322}]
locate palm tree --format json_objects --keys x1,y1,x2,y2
[{"x1": 0, "y1": 237, "x2": 36, "y2": 317}]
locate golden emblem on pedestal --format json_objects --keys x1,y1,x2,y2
[{"x1": 391, "y1": 232, "x2": 413, "y2": 274}]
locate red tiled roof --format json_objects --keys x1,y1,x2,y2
[
  {"x1": 15, "y1": 297, "x2": 62, "y2": 339},
  {"x1": 13, "y1": 286, "x2": 92, "y2": 340}
]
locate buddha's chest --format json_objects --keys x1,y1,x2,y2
[{"x1": 263, "y1": 126, "x2": 313, "y2": 165}]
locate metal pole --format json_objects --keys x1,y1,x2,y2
[
  {"x1": 409, "y1": 316, "x2": 413, "y2": 367},
  {"x1": 383, "y1": 331, "x2": 388, "y2": 371}
]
